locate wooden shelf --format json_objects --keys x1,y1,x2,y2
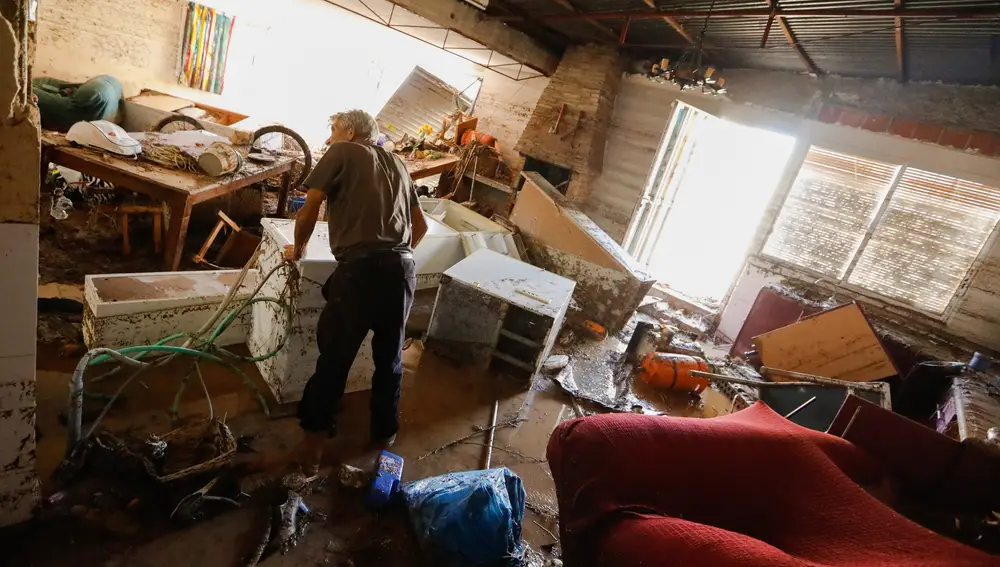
[
  {"x1": 498, "y1": 328, "x2": 543, "y2": 349},
  {"x1": 464, "y1": 172, "x2": 513, "y2": 194},
  {"x1": 490, "y1": 351, "x2": 537, "y2": 372}
]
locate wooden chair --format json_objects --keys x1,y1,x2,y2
[{"x1": 99, "y1": 203, "x2": 165, "y2": 255}]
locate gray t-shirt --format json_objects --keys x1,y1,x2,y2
[{"x1": 303, "y1": 141, "x2": 418, "y2": 260}]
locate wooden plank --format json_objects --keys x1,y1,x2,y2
[
  {"x1": 127, "y1": 94, "x2": 193, "y2": 113},
  {"x1": 895, "y1": 0, "x2": 906, "y2": 82},
  {"x1": 751, "y1": 303, "x2": 897, "y2": 382},
  {"x1": 641, "y1": 0, "x2": 704, "y2": 52},
  {"x1": 464, "y1": 171, "x2": 513, "y2": 194},
  {"x1": 765, "y1": 0, "x2": 820, "y2": 75},
  {"x1": 549, "y1": 0, "x2": 619, "y2": 41},
  {"x1": 405, "y1": 155, "x2": 460, "y2": 181}
]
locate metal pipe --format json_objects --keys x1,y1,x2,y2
[
  {"x1": 840, "y1": 407, "x2": 863, "y2": 439},
  {"x1": 760, "y1": 366, "x2": 885, "y2": 393},
  {"x1": 483, "y1": 400, "x2": 499, "y2": 469},
  {"x1": 690, "y1": 370, "x2": 824, "y2": 389},
  {"x1": 784, "y1": 396, "x2": 817, "y2": 419},
  {"x1": 498, "y1": 7, "x2": 1000, "y2": 22}
]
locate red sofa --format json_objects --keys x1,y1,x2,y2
[{"x1": 547, "y1": 402, "x2": 1000, "y2": 566}]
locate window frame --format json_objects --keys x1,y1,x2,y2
[{"x1": 759, "y1": 147, "x2": 1000, "y2": 321}]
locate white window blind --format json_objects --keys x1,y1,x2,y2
[
  {"x1": 846, "y1": 168, "x2": 1000, "y2": 314},
  {"x1": 762, "y1": 147, "x2": 899, "y2": 279}
]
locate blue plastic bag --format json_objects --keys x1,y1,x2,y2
[{"x1": 403, "y1": 467, "x2": 526, "y2": 567}]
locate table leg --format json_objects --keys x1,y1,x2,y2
[
  {"x1": 40, "y1": 146, "x2": 52, "y2": 193},
  {"x1": 153, "y1": 210, "x2": 163, "y2": 254},
  {"x1": 163, "y1": 198, "x2": 193, "y2": 271},
  {"x1": 275, "y1": 171, "x2": 292, "y2": 218},
  {"x1": 120, "y1": 213, "x2": 131, "y2": 255}
]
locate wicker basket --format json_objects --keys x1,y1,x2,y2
[{"x1": 151, "y1": 418, "x2": 237, "y2": 483}]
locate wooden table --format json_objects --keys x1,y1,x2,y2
[{"x1": 41, "y1": 131, "x2": 295, "y2": 270}]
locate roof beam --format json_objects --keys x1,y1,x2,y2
[
  {"x1": 760, "y1": 12, "x2": 776, "y2": 48},
  {"x1": 895, "y1": 0, "x2": 907, "y2": 82},
  {"x1": 547, "y1": 0, "x2": 620, "y2": 42},
  {"x1": 488, "y1": 0, "x2": 575, "y2": 50},
  {"x1": 507, "y1": 7, "x2": 1000, "y2": 21},
  {"x1": 767, "y1": 0, "x2": 820, "y2": 75},
  {"x1": 639, "y1": 0, "x2": 702, "y2": 51},
  {"x1": 388, "y1": 0, "x2": 560, "y2": 75}
]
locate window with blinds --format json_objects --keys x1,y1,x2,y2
[
  {"x1": 761, "y1": 147, "x2": 899, "y2": 279},
  {"x1": 762, "y1": 146, "x2": 1000, "y2": 316},
  {"x1": 847, "y1": 168, "x2": 1000, "y2": 313}
]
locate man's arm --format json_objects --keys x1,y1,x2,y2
[
  {"x1": 285, "y1": 145, "x2": 346, "y2": 260},
  {"x1": 410, "y1": 204, "x2": 427, "y2": 249},
  {"x1": 285, "y1": 188, "x2": 326, "y2": 260}
]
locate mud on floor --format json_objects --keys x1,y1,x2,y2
[{"x1": 4, "y1": 343, "x2": 572, "y2": 567}]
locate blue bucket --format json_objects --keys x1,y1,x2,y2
[
  {"x1": 970, "y1": 351, "x2": 993, "y2": 372},
  {"x1": 288, "y1": 195, "x2": 306, "y2": 214}
]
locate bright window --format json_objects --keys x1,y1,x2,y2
[
  {"x1": 761, "y1": 147, "x2": 899, "y2": 279},
  {"x1": 763, "y1": 147, "x2": 1000, "y2": 315}
]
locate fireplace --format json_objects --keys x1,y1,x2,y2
[{"x1": 518, "y1": 155, "x2": 572, "y2": 195}]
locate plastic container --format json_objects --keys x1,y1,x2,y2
[
  {"x1": 367, "y1": 450, "x2": 404, "y2": 508},
  {"x1": 970, "y1": 351, "x2": 993, "y2": 372},
  {"x1": 288, "y1": 195, "x2": 306, "y2": 214},
  {"x1": 638, "y1": 352, "x2": 710, "y2": 393}
]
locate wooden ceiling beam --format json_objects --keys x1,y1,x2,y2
[
  {"x1": 512, "y1": 6, "x2": 1000, "y2": 21},
  {"x1": 487, "y1": 0, "x2": 575, "y2": 49},
  {"x1": 895, "y1": 0, "x2": 907, "y2": 82},
  {"x1": 641, "y1": 0, "x2": 706, "y2": 53},
  {"x1": 548, "y1": 0, "x2": 621, "y2": 42},
  {"x1": 760, "y1": 12, "x2": 776, "y2": 48},
  {"x1": 767, "y1": 0, "x2": 821, "y2": 75}
]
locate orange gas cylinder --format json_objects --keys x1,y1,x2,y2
[{"x1": 638, "y1": 353, "x2": 710, "y2": 393}]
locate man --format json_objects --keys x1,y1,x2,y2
[{"x1": 285, "y1": 109, "x2": 427, "y2": 472}]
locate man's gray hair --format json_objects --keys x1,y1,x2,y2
[{"x1": 330, "y1": 109, "x2": 379, "y2": 143}]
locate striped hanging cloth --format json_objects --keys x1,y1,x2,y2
[{"x1": 179, "y1": 2, "x2": 235, "y2": 94}]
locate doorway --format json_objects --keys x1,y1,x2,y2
[{"x1": 624, "y1": 103, "x2": 796, "y2": 304}]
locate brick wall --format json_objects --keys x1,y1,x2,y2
[
  {"x1": 817, "y1": 103, "x2": 1000, "y2": 158},
  {"x1": 0, "y1": 0, "x2": 41, "y2": 527},
  {"x1": 515, "y1": 44, "x2": 622, "y2": 202}
]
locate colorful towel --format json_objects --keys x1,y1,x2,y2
[{"x1": 179, "y1": 2, "x2": 235, "y2": 94}]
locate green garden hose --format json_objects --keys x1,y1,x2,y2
[{"x1": 67, "y1": 257, "x2": 302, "y2": 455}]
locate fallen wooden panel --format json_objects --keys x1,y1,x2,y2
[
  {"x1": 751, "y1": 302, "x2": 897, "y2": 382},
  {"x1": 510, "y1": 172, "x2": 655, "y2": 334}
]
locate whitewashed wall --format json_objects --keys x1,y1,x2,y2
[
  {"x1": 34, "y1": 0, "x2": 546, "y2": 151},
  {"x1": 0, "y1": 7, "x2": 40, "y2": 526}
]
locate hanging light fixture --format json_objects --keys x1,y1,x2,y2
[{"x1": 646, "y1": 1, "x2": 726, "y2": 95}]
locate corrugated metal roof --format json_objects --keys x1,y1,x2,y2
[{"x1": 499, "y1": 0, "x2": 1000, "y2": 84}]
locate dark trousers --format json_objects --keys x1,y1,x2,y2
[{"x1": 297, "y1": 252, "x2": 416, "y2": 438}]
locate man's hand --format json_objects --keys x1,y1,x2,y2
[
  {"x1": 284, "y1": 244, "x2": 303, "y2": 261},
  {"x1": 290, "y1": 189, "x2": 326, "y2": 262}
]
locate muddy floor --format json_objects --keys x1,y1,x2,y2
[
  {"x1": 1, "y1": 333, "x2": 727, "y2": 567},
  {"x1": 21, "y1": 192, "x2": 729, "y2": 566},
  {"x1": 39, "y1": 203, "x2": 164, "y2": 287}
]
